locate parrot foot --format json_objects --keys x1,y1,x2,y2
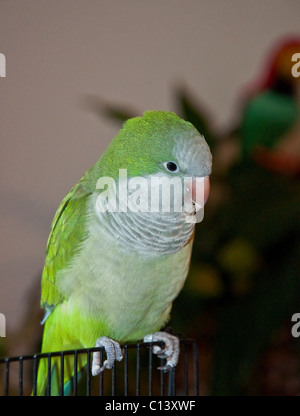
[
  {"x1": 92, "y1": 336, "x2": 123, "y2": 376},
  {"x1": 143, "y1": 331, "x2": 180, "y2": 372}
]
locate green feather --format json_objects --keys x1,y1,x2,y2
[
  {"x1": 96, "y1": 111, "x2": 196, "y2": 178},
  {"x1": 241, "y1": 90, "x2": 299, "y2": 157},
  {"x1": 41, "y1": 181, "x2": 92, "y2": 309}
]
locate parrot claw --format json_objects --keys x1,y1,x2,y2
[
  {"x1": 143, "y1": 331, "x2": 180, "y2": 372},
  {"x1": 92, "y1": 336, "x2": 123, "y2": 376}
]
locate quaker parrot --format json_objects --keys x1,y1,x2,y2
[{"x1": 36, "y1": 111, "x2": 212, "y2": 395}]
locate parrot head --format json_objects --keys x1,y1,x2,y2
[
  {"x1": 98, "y1": 111, "x2": 211, "y2": 207},
  {"x1": 264, "y1": 38, "x2": 300, "y2": 90},
  {"x1": 244, "y1": 36, "x2": 300, "y2": 98},
  {"x1": 91, "y1": 111, "x2": 212, "y2": 254}
]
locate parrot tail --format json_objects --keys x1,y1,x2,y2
[{"x1": 35, "y1": 353, "x2": 87, "y2": 396}]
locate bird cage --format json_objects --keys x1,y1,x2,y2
[{"x1": 0, "y1": 339, "x2": 199, "y2": 396}]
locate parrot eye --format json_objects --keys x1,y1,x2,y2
[{"x1": 164, "y1": 161, "x2": 179, "y2": 173}]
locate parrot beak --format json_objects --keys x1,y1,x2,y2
[
  {"x1": 184, "y1": 176, "x2": 210, "y2": 223},
  {"x1": 186, "y1": 176, "x2": 210, "y2": 208}
]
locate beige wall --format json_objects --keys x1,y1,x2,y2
[{"x1": 0, "y1": 0, "x2": 299, "y2": 338}]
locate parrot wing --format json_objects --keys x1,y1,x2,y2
[{"x1": 41, "y1": 178, "x2": 92, "y2": 311}]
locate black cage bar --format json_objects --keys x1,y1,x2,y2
[{"x1": 0, "y1": 339, "x2": 199, "y2": 396}]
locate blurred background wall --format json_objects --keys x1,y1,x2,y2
[{"x1": 0, "y1": 0, "x2": 300, "y2": 395}]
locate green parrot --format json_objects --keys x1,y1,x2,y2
[
  {"x1": 240, "y1": 38, "x2": 300, "y2": 175},
  {"x1": 36, "y1": 111, "x2": 212, "y2": 395}
]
